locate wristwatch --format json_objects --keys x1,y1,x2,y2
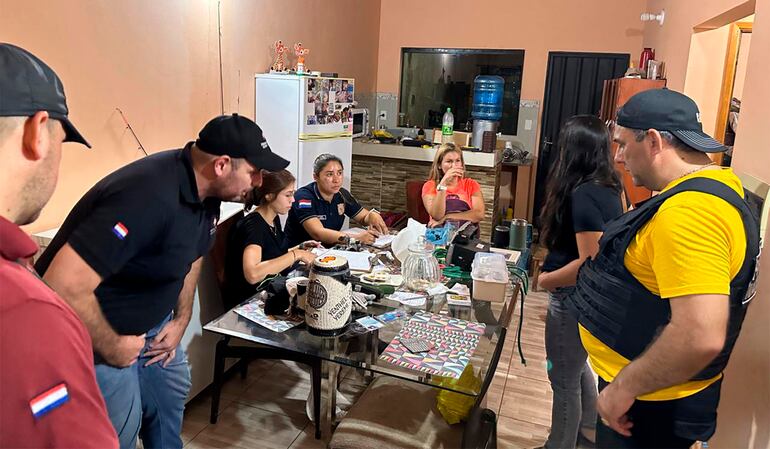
[{"x1": 437, "y1": 184, "x2": 448, "y2": 192}]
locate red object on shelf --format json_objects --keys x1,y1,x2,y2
[{"x1": 639, "y1": 48, "x2": 655, "y2": 72}]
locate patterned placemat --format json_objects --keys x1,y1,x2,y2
[{"x1": 380, "y1": 311, "x2": 486, "y2": 378}]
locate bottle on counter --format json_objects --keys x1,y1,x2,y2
[{"x1": 441, "y1": 107, "x2": 454, "y2": 144}]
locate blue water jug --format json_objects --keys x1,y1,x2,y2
[{"x1": 471, "y1": 75, "x2": 504, "y2": 121}]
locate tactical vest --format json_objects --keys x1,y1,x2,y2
[{"x1": 567, "y1": 177, "x2": 761, "y2": 381}]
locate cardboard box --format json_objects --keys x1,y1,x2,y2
[{"x1": 431, "y1": 129, "x2": 471, "y2": 147}]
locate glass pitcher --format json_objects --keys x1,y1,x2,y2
[{"x1": 402, "y1": 236, "x2": 441, "y2": 292}]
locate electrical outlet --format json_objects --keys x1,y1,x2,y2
[{"x1": 379, "y1": 110, "x2": 387, "y2": 121}]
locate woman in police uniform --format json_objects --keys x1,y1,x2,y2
[{"x1": 284, "y1": 154, "x2": 388, "y2": 247}]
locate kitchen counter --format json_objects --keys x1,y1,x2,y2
[
  {"x1": 352, "y1": 141, "x2": 501, "y2": 168},
  {"x1": 350, "y1": 142, "x2": 501, "y2": 240}
]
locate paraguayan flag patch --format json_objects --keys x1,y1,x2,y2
[
  {"x1": 298, "y1": 199, "x2": 312, "y2": 209},
  {"x1": 112, "y1": 222, "x2": 129, "y2": 240},
  {"x1": 30, "y1": 383, "x2": 69, "y2": 419}
]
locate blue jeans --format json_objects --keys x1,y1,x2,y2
[
  {"x1": 544, "y1": 287, "x2": 597, "y2": 449},
  {"x1": 95, "y1": 315, "x2": 191, "y2": 449}
]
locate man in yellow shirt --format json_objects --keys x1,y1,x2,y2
[{"x1": 567, "y1": 89, "x2": 760, "y2": 448}]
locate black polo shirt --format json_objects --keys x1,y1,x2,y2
[
  {"x1": 284, "y1": 182, "x2": 362, "y2": 247},
  {"x1": 224, "y1": 211, "x2": 291, "y2": 308},
  {"x1": 35, "y1": 143, "x2": 220, "y2": 335}
]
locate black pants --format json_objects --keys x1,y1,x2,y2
[{"x1": 596, "y1": 378, "x2": 721, "y2": 449}]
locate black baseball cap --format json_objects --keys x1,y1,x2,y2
[
  {"x1": 0, "y1": 43, "x2": 90, "y2": 148},
  {"x1": 617, "y1": 88, "x2": 726, "y2": 153},
  {"x1": 195, "y1": 114, "x2": 289, "y2": 171}
]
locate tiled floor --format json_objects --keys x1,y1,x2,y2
[{"x1": 181, "y1": 289, "x2": 555, "y2": 448}]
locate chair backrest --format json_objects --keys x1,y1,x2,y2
[
  {"x1": 209, "y1": 210, "x2": 244, "y2": 292},
  {"x1": 406, "y1": 180, "x2": 431, "y2": 224}
]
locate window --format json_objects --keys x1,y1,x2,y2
[{"x1": 399, "y1": 48, "x2": 524, "y2": 135}]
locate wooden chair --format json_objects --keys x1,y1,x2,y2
[
  {"x1": 406, "y1": 180, "x2": 431, "y2": 224},
  {"x1": 207, "y1": 211, "x2": 322, "y2": 439}
]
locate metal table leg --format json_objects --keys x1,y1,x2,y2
[{"x1": 319, "y1": 338, "x2": 341, "y2": 444}]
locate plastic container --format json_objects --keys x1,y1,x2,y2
[
  {"x1": 471, "y1": 253, "x2": 509, "y2": 302},
  {"x1": 441, "y1": 108, "x2": 454, "y2": 143},
  {"x1": 471, "y1": 75, "x2": 504, "y2": 121}
]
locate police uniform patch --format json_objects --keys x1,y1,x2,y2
[{"x1": 338, "y1": 203, "x2": 345, "y2": 215}]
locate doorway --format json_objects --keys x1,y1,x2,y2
[
  {"x1": 714, "y1": 21, "x2": 753, "y2": 166},
  {"x1": 533, "y1": 52, "x2": 629, "y2": 226}
]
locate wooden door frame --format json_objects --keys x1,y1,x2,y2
[{"x1": 713, "y1": 21, "x2": 752, "y2": 164}]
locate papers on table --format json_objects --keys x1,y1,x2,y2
[
  {"x1": 311, "y1": 248, "x2": 374, "y2": 272},
  {"x1": 372, "y1": 234, "x2": 396, "y2": 248},
  {"x1": 234, "y1": 299, "x2": 302, "y2": 333},
  {"x1": 343, "y1": 228, "x2": 396, "y2": 249},
  {"x1": 388, "y1": 291, "x2": 427, "y2": 307}
]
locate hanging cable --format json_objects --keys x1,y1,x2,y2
[
  {"x1": 507, "y1": 261, "x2": 528, "y2": 365},
  {"x1": 217, "y1": 0, "x2": 225, "y2": 114}
]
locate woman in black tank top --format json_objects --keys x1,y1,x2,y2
[{"x1": 224, "y1": 170, "x2": 319, "y2": 306}]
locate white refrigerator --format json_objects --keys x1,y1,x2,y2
[{"x1": 255, "y1": 74, "x2": 355, "y2": 190}]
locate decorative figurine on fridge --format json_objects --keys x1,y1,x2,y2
[
  {"x1": 294, "y1": 42, "x2": 310, "y2": 74},
  {"x1": 270, "y1": 40, "x2": 289, "y2": 73}
]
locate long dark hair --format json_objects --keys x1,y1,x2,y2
[
  {"x1": 245, "y1": 170, "x2": 295, "y2": 209},
  {"x1": 539, "y1": 115, "x2": 621, "y2": 249}
]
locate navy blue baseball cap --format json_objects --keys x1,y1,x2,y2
[
  {"x1": 196, "y1": 114, "x2": 289, "y2": 171},
  {"x1": 0, "y1": 43, "x2": 90, "y2": 147},
  {"x1": 617, "y1": 88, "x2": 726, "y2": 153}
]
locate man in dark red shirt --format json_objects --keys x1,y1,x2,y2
[{"x1": 0, "y1": 43, "x2": 118, "y2": 447}]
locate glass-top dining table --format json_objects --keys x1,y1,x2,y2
[{"x1": 203, "y1": 252, "x2": 527, "y2": 441}]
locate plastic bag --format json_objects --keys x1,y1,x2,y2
[
  {"x1": 435, "y1": 363, "x2": 481, "y2": 425},
  {"x1": 392, "y1": 218, "x2": 427, "y2": 262}
]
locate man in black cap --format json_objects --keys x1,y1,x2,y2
[
  {"x1": 567, "y1": 88, "x2": 760, "y2": 448},
  {"x1": 35, "y1": 113, "x2": 289, "y2": 448},
  {"x1": 0, "y1": 43, "x2": 118, "y2": 447}
]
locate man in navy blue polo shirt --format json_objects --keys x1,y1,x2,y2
[
  {"x1": 285, "y1": 153, "x2": 388, "y2": 247},
  {"x1": 35, "y1": 114, "x2": 288, "y2": 449}
]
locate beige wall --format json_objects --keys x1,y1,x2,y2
[
  {"x1": 682, "y1": 24, "x2": 731, "y2": 136},
  {"x1": 375, "y1": 0, "x2": 647, "y2": 103},
  {"x1": 682, "y1": 14, "x2": 753, "y2": 137},
  {"x1": 0, "y1": 0, "x2": 382, "y2": 234},
  {"x1": 645, "y1": 1, "x2": 770, "y2": 448},
  {"x1": 643, "y1": 0, "x2": 755, "y2": 90},
  {"x1": 733, "y1": 31, "x2": 752, "y2": 100}
]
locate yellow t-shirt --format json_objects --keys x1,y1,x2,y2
[{"x1": 579, "y1": 168, "x2": 746, "y2": 401}]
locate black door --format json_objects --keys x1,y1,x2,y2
[{"x1": 532, "y1": 52, "x2": 629, "y2": 228}]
